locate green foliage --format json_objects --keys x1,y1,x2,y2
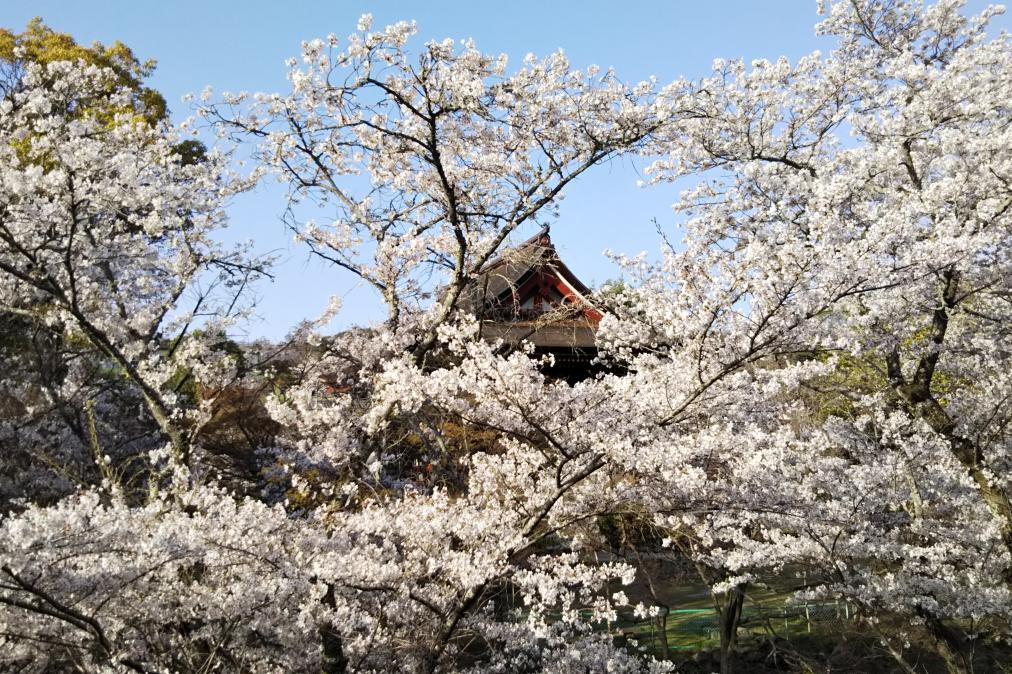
[
  {"x1": 0, "y1": 18, "x2": 206, "y2": 165},
  {"x1": 0, "y1": 17, "x2": 166, "y2": 124},
  {"x1": 805, "y1": 351, "x2": 888, "y2": 424}
]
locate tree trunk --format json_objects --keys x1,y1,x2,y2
[
  {"x1": 921, "y1": 612, "x2": 970, "y2": 674},
  {"x1": 718, "y1": 586, "x2": 745, "y2": 674},
  {"x1": 319, "y1": 624, "x2": 348, "y2": 674},
  {"x1": 885, "y1": 268, "x2": 1012, "y2": 579},
  {"x1": 658, "y1": 607, "x2": 670, "y2": 661}
]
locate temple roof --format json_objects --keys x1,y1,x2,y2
[{"x1": 462, "y1": 226, "x2": 600, "y2": 350}]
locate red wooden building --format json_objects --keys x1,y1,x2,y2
[{"x1": 461, "y1": 226, "x2": 603, "y2": 381}]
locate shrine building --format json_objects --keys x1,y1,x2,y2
[{"x1": 460, "y1": 226, "x2": 603, "y2": 382}]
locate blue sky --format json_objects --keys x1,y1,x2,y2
[{"x1": 4, "y1": 1, "x2": 1008, "y2": 339}]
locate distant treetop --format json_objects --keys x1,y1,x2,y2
[{"x1": 0, "y1": 17, "x2": 167, "y2": 125}]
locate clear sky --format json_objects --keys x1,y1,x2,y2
[{"x1": 3, "y1": 1, "x2": 1008, "y2": 339}]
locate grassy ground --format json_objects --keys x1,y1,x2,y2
[
  {"x1": 605, "y1": 584, "x2": 837, "y2": 652},
  {"x1": 603, "y1": 589, "x2": 1012, "y2": 673}
]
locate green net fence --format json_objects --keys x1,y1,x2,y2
[{"x1": 604, "y1": 597, "x2": 858, "y2": 655}]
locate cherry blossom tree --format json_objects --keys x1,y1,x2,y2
[
  {"x1": 599, "y1": 0, "x2": 1012, "y2": 671},
  {"x1": 0, "y1": 57, "x2": 268, "y2": 476},
  {"x1": 0, "y1": 22, "x2": 672, "y2": 674},
  {"x1": 198, "y1": 16, "x2": 674, "y2": 671},
  {"x1": 0, "y1": 25, "x2": 208, "y2": 508}
]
